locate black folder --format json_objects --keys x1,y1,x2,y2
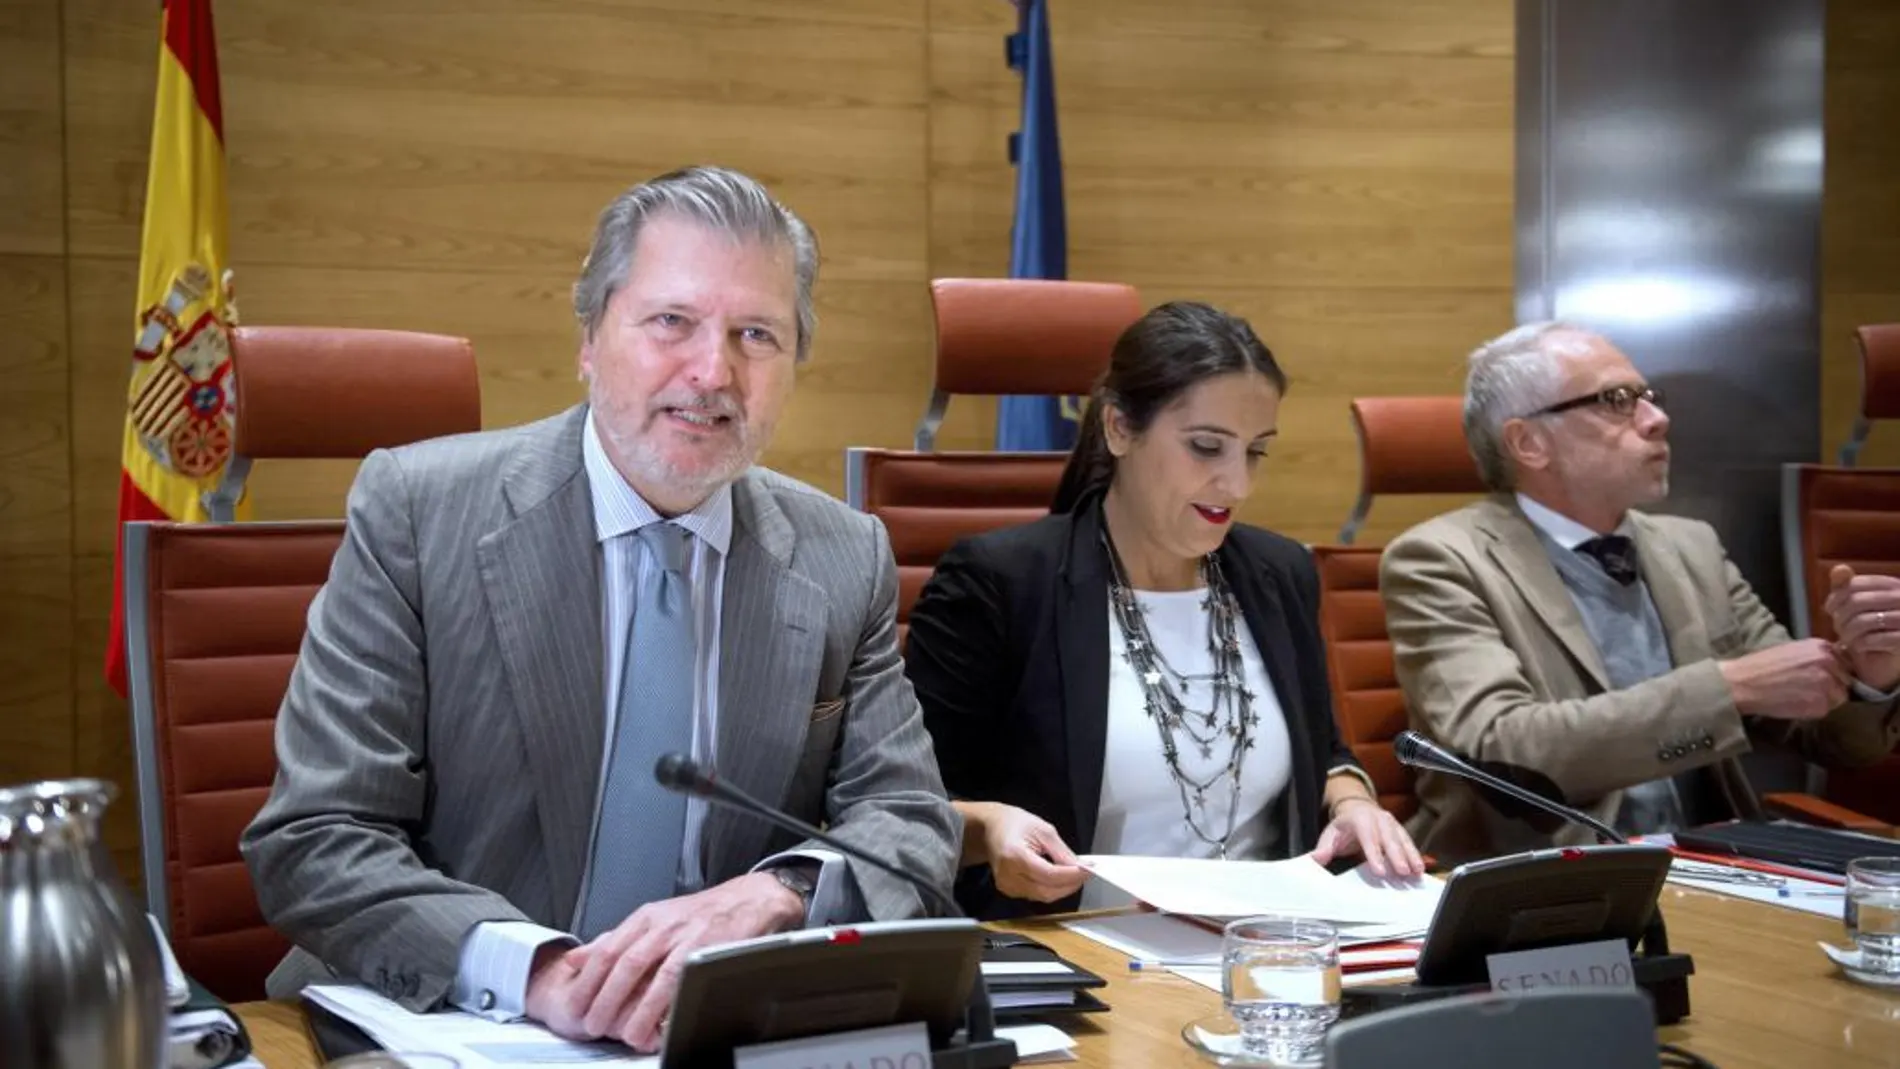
[{"x1": 980, "y1": 932, "x2": 1110, "y2": 1019}]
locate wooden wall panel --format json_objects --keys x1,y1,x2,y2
[
  {"x1": 15, "y1": 0, "x2": 1900, "y2": 897},
  {"x1": 929, "y1": 0, "x2": 1514, "y2": 545},
  {"x1": 25, "y1": 0, "x2": 1529, "y2": 878},
  {"x1": 1822, "y1": 0, "x2": 1900, "y2": 468},
  {"x1": 66, "y1": 255, "x2": 137, "y2": 557},
  {"x1": 1, "y1": 0, "x2": 66, "y2": 257},
  {"x1": 0, "y1": 0, "x2": 74, "y2": 790},
  {"x1": 71, "y1": 552, "x2": 138, "y2": 881}
]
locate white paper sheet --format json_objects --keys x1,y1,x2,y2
[
  {"x1": 1665, "y1": 866, "x2": 1846, "y2": 918},
  {"x1": 995, "y1": 1022, "x2": 1078, "y2": 1063},
  {"x1": 305, "y1": 985, "x2": 656, "y2": 1068},
  {"x1": 1061, "y1": 911, "x2": 1418, "y2": 994},
  {"x1": 1078, "y1": 854, "x2": 1442, "y2": 926},
  {"x1": 981, "y1": 961, "x2": 1076, "y2": 977},
  {"x1": 1063, "y1": 911, "x2": 1224, "y2": 963},
  {"x1": 305, "y1": 985, "x2": 1077, "y2": 1068},
  {"x1": 1631, "y1": 833, "x2": 1848, "y2": 920}
]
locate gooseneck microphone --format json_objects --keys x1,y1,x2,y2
[
  {"x1": 1393, "y1": 729, "x2": 1674, "y2": 958},
  {"x1": 651, "y1": 752, "x2": 962, "y2": 919},
  {"x1": 1393, "y1": 730, "x2": 1626, "y2": 845},
  {"x1": 651, "y1": 752, "x2": 1001, "y2": 1052}
]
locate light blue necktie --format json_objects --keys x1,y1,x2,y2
[{"x1": 577, "y1": 522, "x2": 695, "y2": 939}]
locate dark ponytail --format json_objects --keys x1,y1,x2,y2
[
  {"x1": 1050, "y1": 301, "x2": 1286, "y2": 514},
  {"x1": 1050, "y1": 393, "x2": 1115, "y2": 515}
]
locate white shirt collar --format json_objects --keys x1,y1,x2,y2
[
  {"x1": 582, "y1": 409, "x2": 733, "y2": 555},
  {"x1": 1514, "y1": 492, "x2": 1611, "y2": 551}
]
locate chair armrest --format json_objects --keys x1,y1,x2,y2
[{"x1": 1761, "y1": 791, "x2": 1893, "y2": 833}]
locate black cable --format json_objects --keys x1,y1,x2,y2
[{"x1": 1658, "y1": 1042, "x2": 1719, "y2": 1068}]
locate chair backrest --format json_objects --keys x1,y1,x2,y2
[
  {"x1": 1338, "y1": 396, "x2": 1484, "y2": 544},
  {"x1": 1312, "y1": 545, "x2": 1414, "y2": 820},
  {"x1": 916, "y1": 279, "x2": 1140, "y2": 450},
  {"x1": 1779, "y1": 325, "x2": 1900, "y2": 822},
  {"x1": 206, "y1": 326, "x2": 481, "y2": 520},
  {"x1": 1779, "y1": 463, "x2": 1900, "y2": 824},
  {"x1": 126, "y1": 326, "x2": 480, "y2": 999},
  {"x1": 1314, "y1": 396, "x2": 1481, "y2": 818},
  {"x1": 1324, "y1": 989, "x2": 1660, "y2": 1069},
  {"x1": 123, "y1": 520, "x2": 345, "y2": 1001},
  {"x1": 1840, "y1": 324, "x2": 1900, "y2": 466},
  {"x1": 845, "y1": 449, "x2": 1069, "y2": 648}
]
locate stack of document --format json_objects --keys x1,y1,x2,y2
[
  {"x1": 307, "y1": 986, "x2": 648, "y2": 1068},
  {"x1": 1064, "y1": 856, "x2": 1444, "y2": 992},
  {"x1": 980, "y1": 933, "x2": 1108, "y2": 1016},
  {"x1": 1638, "y1": 833, "x2": 1847, "y2": 920},
  {"x1": 1078, "y1": 855, "x2": 1443, "y2": 930},
  {"x1": 148, "y1": 916, "x2": 258, "y2": 1069},
  {"x1": 304, "y1": 984, "x2": 1081, "y2": 1068}
]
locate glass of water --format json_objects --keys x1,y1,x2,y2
[
  {"x1": 1846, "y1": 857, "x2": 1900, "y2": 977},
  {"x1": 1222, "y1": 916, "x2": 1341, "y2": 1065}
]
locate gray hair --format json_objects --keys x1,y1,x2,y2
[
  {"x1": 573, "y1": 165, "x2": 820, "y2": 361},
  {"x1": 1463, "y1": 320, "x2": 1595, "y2": 490}
]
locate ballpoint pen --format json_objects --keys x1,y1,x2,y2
[{"x1": 1128, "y1": 958, "x2": 1219, "y2": 971}]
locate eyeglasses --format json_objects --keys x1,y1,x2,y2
[{"x1": 1530, "y1": 383, "x2": 1666, "y2": 419}]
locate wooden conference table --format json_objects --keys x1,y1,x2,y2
[{"x1": 238, "y1": 886, "x2": 1900, "y2": 1068}]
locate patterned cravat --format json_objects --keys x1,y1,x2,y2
[
  {"x1": 576, "y1": 522, "x2": 695, "y2": 939},
  {"x1": 1577, "y1": 534, "x2": 1640, "y2": 586}
]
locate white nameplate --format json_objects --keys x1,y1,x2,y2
[
  {"x1": 735, "y1": 1020, "x2": 933, "y2": 1069},
  {"x1": 1486, "y1": 938, "x2": 1636, "y2": 994}
]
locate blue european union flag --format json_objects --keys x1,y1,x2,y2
[{"x1": 995, "y1": 0, "x2": 1077, "y2": 452}]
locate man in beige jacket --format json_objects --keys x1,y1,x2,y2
[{"x1": 1381, "y1": 322, "x2": 1900, "y2": 861}]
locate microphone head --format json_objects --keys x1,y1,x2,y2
[
  {"x1": 652, "y1": 752, "x2": 704, "y2": 793},
  {"x1": 1393, "y1": 730, "x2": 1426, "y2": 765},
  {"x1": 1393, "y1": 730, "x2": 1461, "y2": 773}
]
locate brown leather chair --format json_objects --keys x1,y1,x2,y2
[
  {"x1": 203, "y1": 326, "x2": 481, "y2": 521},
  {"x1": 848, "y1": 279, "x2": 1142, "y2": 642},
  {"x1": 1312, "y1": 546, "x2": 1416, "y2": 818},
  {"x1": 123, "y1": 326, "x2": 479, "y2": 1000},
  {"x1": 1314, "y1": 397, "x2": 1485, "y2": 819},
  {"x1": 1336, "y1": 397, "x2": 1480, "y2": 545},
  {"x1": 1772, "y1": 324, "x2": 1900, "y2": 828},
  {"x1": 1836, "y1": 323, "x2": 1900, "y2": 466},
  {"x1": 912, "y1": 278, "x2": 1141, "y2": 451},
  {"x1": 846, "y1": 452, "x2": 1072, "y2": 650}
]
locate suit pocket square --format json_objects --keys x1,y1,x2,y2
[{"x1": 810, "y1": 699, "x2": 846, "y2": 722}]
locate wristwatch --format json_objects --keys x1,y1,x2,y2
[{"x1": 769, "y1": 864, "x2": 817, "y2": 913}]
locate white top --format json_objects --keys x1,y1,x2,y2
[{"x1": 1082, "y1": 587, "x2": 1292, "y2": 909}]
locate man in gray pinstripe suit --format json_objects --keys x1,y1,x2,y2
[{"x1": 240, "y1": 167, "x2": 959, "y2": 1052}]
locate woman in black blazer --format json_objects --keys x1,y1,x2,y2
[{"x1": 905, "y1": 301, "x2": 1424, "y2": 918}]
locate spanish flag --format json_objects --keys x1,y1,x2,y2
[{"x1": 106, "y1": 0, "x2": 245, "y2": 695}]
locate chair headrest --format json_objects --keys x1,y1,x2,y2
[
  {"x1": 928, "y1": 279, "x2": 1141, "y2": 396},
  {"x1": 1351, "y1": 396, "x2": 1485, "y2": 495},
  {"x1": 1856, "y1": 325, "x2": 1900, "y2": 421},
  {"x1": 231, "y1": 326, "x2": 480, "y2": 459}
]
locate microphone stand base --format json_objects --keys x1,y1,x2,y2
[{"x1": 1340, "y1": 952, "x2": 1695, "y2": 1026}]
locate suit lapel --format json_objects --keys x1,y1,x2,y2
[
  {"x1": 475, "y1": 408, "x2": 602, "y2": 928},
  {"x1": 1478, "y1": 498, "x2": 1612, "y2": 690},
  {"x1": 1628, "y1": 513, "x2": 1714, "y2": 667},
  {"x1": 1057, "y1": 506, "x2": 1111, "y2": 853},
  {"x1": 703, "y1": 474, "x2": 825, "y2": 882},
  {"x1": 1221, "y1": 542, "x2": 1314, "y2": 839}
]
